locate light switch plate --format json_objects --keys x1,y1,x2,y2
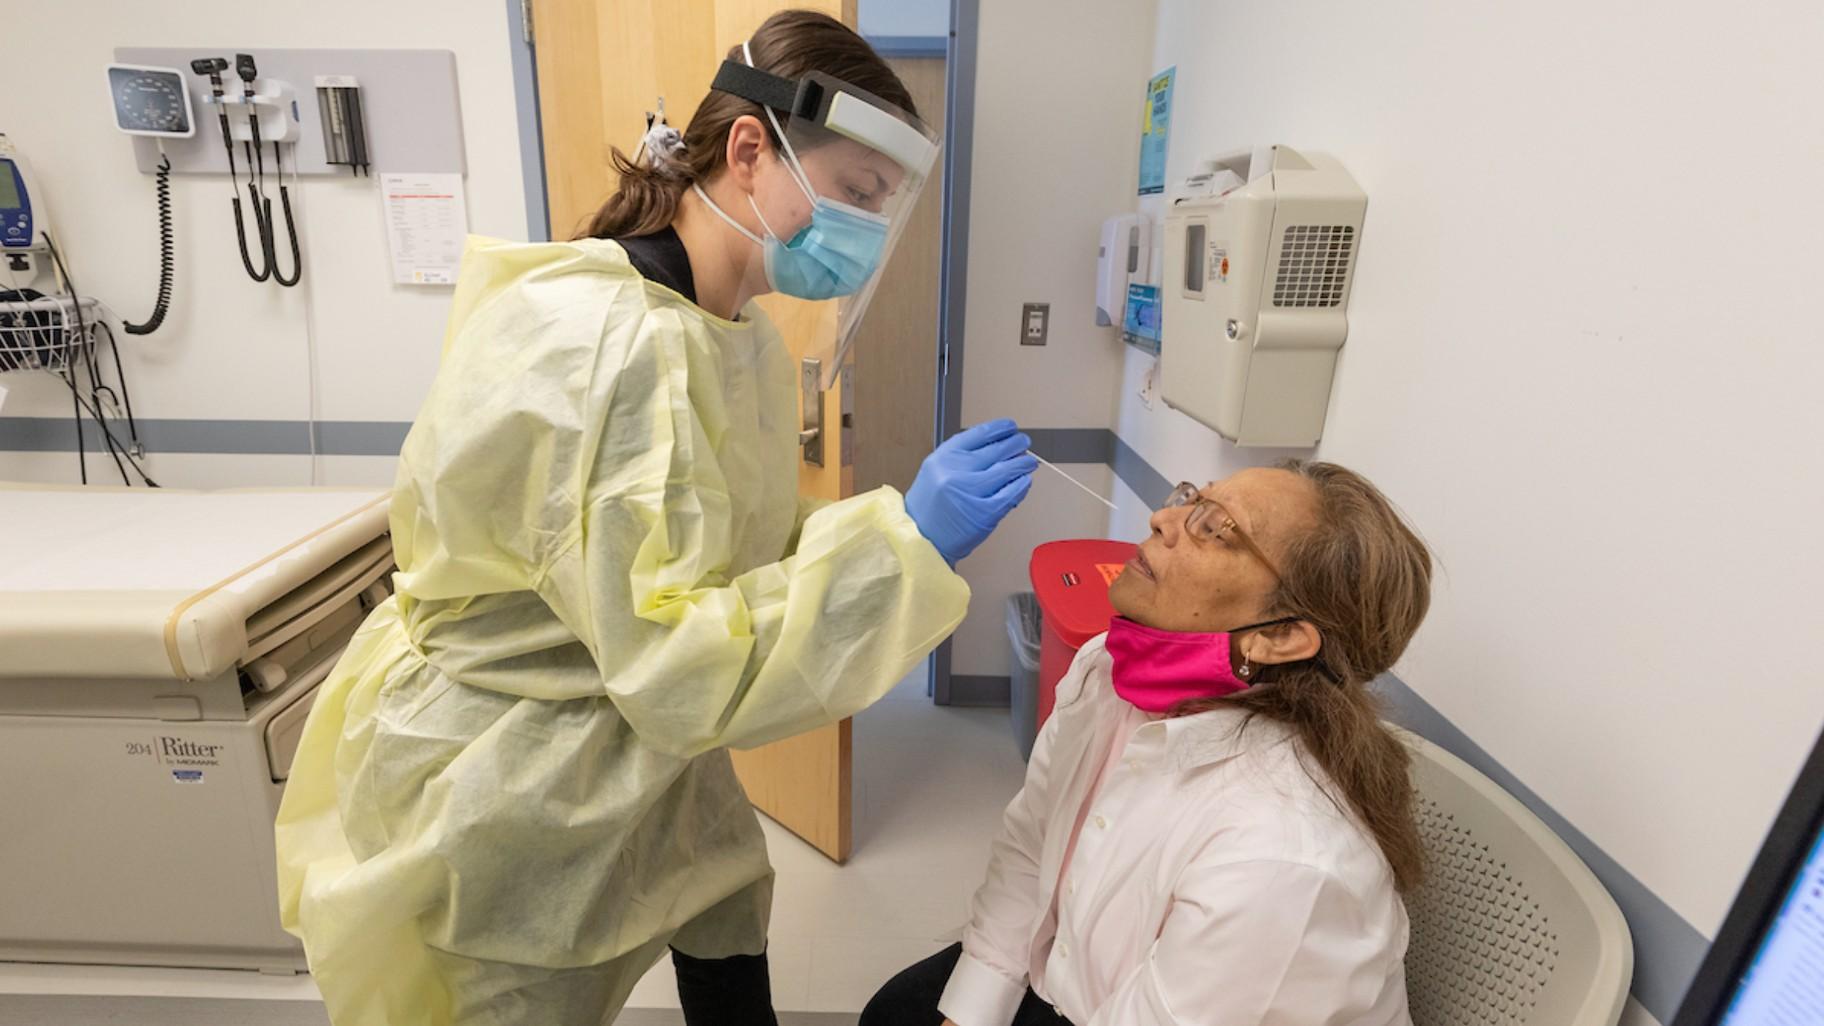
[{"x1": 1021, "y1": 302, "x2": 1049, "y2": 346}]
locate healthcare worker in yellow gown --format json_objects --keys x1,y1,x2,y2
[{"x1": 275, "y1": 12, "x2": 1036, "y2": 1026}]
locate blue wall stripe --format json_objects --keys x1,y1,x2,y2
[
  {"x1": 1026, "y1": 428, "x2": 1111, "y2": 466},
  {"x1": 0, "y1": 418, "x2": 409, "y2": 457},
  {"x1": 314, "y1": 421, "x2": 413, "y2": 457},
  {"x1": 1110, "y1": 433, "x2": 1173, "y2": 509},
  {"x1": 948, "y1": 675, "x2": 1013, "y2": 707},
  {"x1": 866, "y1": 34, "x2": 951, "y2": 57}
]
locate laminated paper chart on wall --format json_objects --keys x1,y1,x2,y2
[{"x1": 380, "y1": 172, "x2": 467, "y2": 285}]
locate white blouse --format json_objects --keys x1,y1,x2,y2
[{"x1": 940, "y1": 635, "x2": 1413, "y2": 1026}]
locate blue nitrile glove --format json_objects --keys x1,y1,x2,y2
[{"x1": 905, "y1": 419, "x2": 1039, "y2": 565}]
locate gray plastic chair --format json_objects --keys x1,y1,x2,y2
[{"x1": 1399, "y1": 731, "x2": 1634, "y2": 1026}]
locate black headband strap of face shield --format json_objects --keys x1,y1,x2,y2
[{"x1": 710, "y1": 60, "x2": 825, "y2": 122}]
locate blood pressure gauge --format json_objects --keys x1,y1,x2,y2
[{"x1": 107, "y1": 63, "x2": 197, "y2": 138}]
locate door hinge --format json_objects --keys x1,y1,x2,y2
[
  {"x1": 939, "y1": 340, "x2": 950, "y2": 378},
  {"x1": 521, "y1": 0, "x2": 535, "y2": 45}
]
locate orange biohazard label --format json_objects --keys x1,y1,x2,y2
[{"x1": 1095, "y1": 563, "x2": 1126, "y2": 586}]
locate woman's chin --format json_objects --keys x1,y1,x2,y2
[{"x1": 1107, "y1": 578, "x2": 1143, "y2": 621}]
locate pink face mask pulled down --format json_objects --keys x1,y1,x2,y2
[{"x1": 1103, "y1": 615, "x2": 1296, "y2": 713}]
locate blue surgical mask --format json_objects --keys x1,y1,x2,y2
[
  {"x1": 749, "y1": 188, "x2": 888, "y2": 300},
  {"x1": 688, "y1": 39, "x2": 897, "y2": 300},
  {"x1": 692, "y1": 174, "x2": 887, "y2": 301}
]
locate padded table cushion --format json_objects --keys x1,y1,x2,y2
[{"x1": 0, "y1": 485, "x2": 389, "y2": 681}]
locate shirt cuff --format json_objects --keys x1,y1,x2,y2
[{"x1": 939, "y1": 949, "x2": 1029, "y2": 1026}]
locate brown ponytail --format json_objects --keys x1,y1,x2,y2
[
  {"x1": 579, "y1": 9, "x2": 917, "y2": 241},
  {"x1": 584, "y1": 150, "x2": 692, "y2": 240},
  {"x1": 1178, "y1": 460, "x2": 1435, "y2": 893}
]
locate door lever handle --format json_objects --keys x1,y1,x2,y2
[{"x1": 801, "y1": 358, "x2": 825, "y2": 466}]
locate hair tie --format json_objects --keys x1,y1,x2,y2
[{"x1": 634, "y1": 103, "x2": 687, "y2": 174}]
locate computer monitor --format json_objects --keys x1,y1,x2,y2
[{"x1": 1671, "y1": 722, "x2": 1824, "y2": 1026}]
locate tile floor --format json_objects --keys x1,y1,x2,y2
[{"x1": 0, "y1": 662, "x2": 1032, "y2": 1024}]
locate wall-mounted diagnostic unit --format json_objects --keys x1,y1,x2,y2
[
  {"x1": 105, "y1": 63, "x2": 196, "y2": 333},
  {"x1": 107, "y1": 64, "x2": 197, "y2": 138},
  {"x1": 0, "y1": 138, "x2": 42, "y2": 259},
  {"x1": 1161, "y1": 145, "x2": 1366, "y2": 448}
]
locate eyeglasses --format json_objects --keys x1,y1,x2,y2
[
  {"x1": 1162, "y1": 482, "x2": 1283, "y2": 579},
  {"x1": 1161, "y1": 483, "x2": 1345, "y2": 684}
]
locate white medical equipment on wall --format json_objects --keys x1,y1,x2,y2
[
  {"x1": 106, "y1": 63, "x2": 195, "y2": 327},
  {"x1": 1, "y1": 132, "x2": 158, "y2": 485},
  {"x1": 1160, "y1": 145, "x2": 1366, "y2": 447},
  {"x1": 1, "y1": 135, "x2": 77, "y2": 346},
  {"x1": 185, "y1": 55, "x2": 305, "y2": 287},
  {"x1": 0, "y1": 486, "x2": 393, "y2": 972},
  {"x1": 1096, "y1": 213, "x2": 1152, "y2": 327}
]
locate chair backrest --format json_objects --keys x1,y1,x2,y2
[{"x1": 1400, "y1": 731, "x2": 1634, "y2": 1026}]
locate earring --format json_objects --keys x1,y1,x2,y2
[{"x1": 1237, "y1": 655, "x2": 1254, "y2": 679}]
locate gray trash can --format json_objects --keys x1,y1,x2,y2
[{"x1": 1007, "y1": 592, "x2": 1043, "y2": 760}]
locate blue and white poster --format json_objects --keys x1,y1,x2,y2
[
  {"x1": 1122, "y1": 283, "x2": 1162, "y2": 353},
  {"x1": 1138, "y1": 67, "x2": 1175, "y2": 196}
]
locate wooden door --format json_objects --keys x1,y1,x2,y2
[
  {"x1": 531, "y1": 0, "x2": 864, "y2": 861},
  {"x1": 852, "y1": 58, "x2": 946, "y2": 497}
]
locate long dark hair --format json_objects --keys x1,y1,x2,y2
[
  {"x1": 580, "y1": 10, "x2": 917, "y2": 240},
  {"x1": 1179, "y1": 460, "x2": 1434, "y2": 892}
]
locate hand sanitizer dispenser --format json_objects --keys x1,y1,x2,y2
[
  {"x1": 1095, "y1": 214, "x2": 1152, "y2": 327},
  {"x1": 1160, "y1": 146, "x2": 1365, "y2": 447}
]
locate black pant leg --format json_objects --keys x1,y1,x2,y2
[
  {"x1": 670, "y1": 947, "x2": 780, "y2": 1026},
  {"x1": 860, "y1": 944, "x2": 964, "y2": 1026},
  {"x1": 859, "y1": 944, "x2": 1073, "y2": 1026}
]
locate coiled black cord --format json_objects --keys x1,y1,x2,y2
[
  {"x1": 271, "y1": 141, "x2": 301, "y2": 288},
  {"x1": 124, "y1": 153, "x2": 175, "y2": 335},
  {"x1": 237, "y1": 140, "x2": 272, "y2": 282}
]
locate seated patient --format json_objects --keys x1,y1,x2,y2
[{"x1": 863, "y1": 460, "x2": 1433, "y2": 1026}]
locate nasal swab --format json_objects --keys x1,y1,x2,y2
[{"x1": 1030, "y1": 452, "x2": 1118, "y2": 510}]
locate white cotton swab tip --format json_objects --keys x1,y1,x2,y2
[{"x1": 1029, "y1": 452, "x2": 1117, "y2": 510}]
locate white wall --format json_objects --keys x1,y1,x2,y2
[
  {"x1": 0, "y1": 0, "x2": 530, "y2": 489},
  {"x1": 1118, "y1": 0, "x2": 1824, "y2": 938},
  {"x1": 950, "y1": 0, "x2": 1157, "y2": 678}
]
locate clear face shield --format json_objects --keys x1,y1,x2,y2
[{"x1": 710, "y1": 55, "x2": 939, "y2": 388}]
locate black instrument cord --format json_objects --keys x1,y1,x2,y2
[
  {"x1": 96, "y1": 321, "x2": 144, "y2": 458},
  {"x1": 41, "y1": 233, "x2": 158, "y2": 487},
  {"x1": 248, "y1": 112, "x2": 281, "y2": 279},
  {"x1": 238, "y1": 138, "x2": 272, "y2": 282},
  {"x1": 270, "y1": 141, "x2": 301, "y2": 287},
  {"x1": 123, "y1": 153, "x2": 175, "y2": 335}
]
